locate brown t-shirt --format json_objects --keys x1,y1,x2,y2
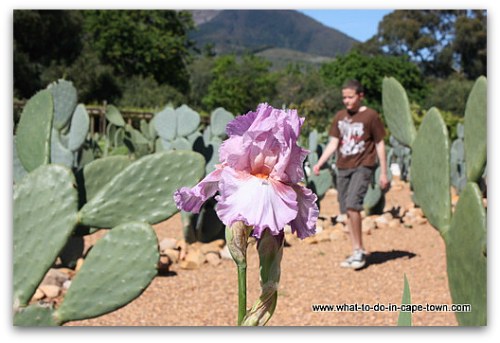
[{"x1": 329, "y1": 107, "x2": 386, "y2": 169}]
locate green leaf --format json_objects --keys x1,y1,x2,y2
[{"x1": 397, "y1": 274, "x2": 412, "y2": 326}]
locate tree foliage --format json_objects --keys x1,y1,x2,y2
[
  {"x1": 319, "y1": 51, "x2": 427, "y2": 112},
  {"x1": 360, "y1": 10, "x2": 486, "y2": 79},
  {"x1": 202, "y1": 54, "x2": 277, "y2": 114},
  {"x1": 14, "y1": 10, "x2": 84, "y2": 98},
  {"x1": 83, "y1": 10, "x2": 194, "y2": 93}
]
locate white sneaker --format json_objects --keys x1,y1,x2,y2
[{"x1": 340, "y1": 249, "x2": 366, "y2": 269}]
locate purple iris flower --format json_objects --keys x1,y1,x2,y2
[{"x1": 174, "y1": 103, "x2": 318, "y2": 239}]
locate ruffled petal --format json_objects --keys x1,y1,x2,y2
[
  {"x1": 226, "y1": 110, "x2": 257, "y2": 137},
  {"x1": 289, "y1": 184, "x2": 319, "y2": 239},
  {"x1": 173, "y1": 167, "x2": 223, "y2": 213},
  {"x1": 216, "y1": 168, "x2": 298, "y2": 238}
]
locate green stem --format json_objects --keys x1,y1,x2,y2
[{"x1": 237, "y1": 263, "x2": 247, "y2": 326}]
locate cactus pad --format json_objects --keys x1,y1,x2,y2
[
  {"x1": 105, "y1": 105, "x2": 126, "y2": 127},
  {"x1": 446, "y1": 182, "x2": 486, "y2": 326},
  {"x1": 79, "y1": 150, "x2": 205, "y2": 228},
  {"x1": 14, "y1": 304, "x2": 58, "y2": 326},
  {"x1": 382, "y1": 77, "x2": 417, "y2": 147},
  {"x1": 464, "y1": 76, "x2": 487, "y2": 183},
  {"x1": 13, "y1": 165, "x2": 78, "y2": 306},
  {"x1": 210, "y1": 107, "x2": 234, "y2": 137},
  {"x1": 54, "y1": 222, "x2": 159, "y2": 323},
  {"x1": 48, "y1": 79, "x2": 78, "y2": 130},
  {"x1": 154, "y1": 106, "x2": 177, "y2": 140},
  {"x1": 176, "y1": 104, "x2": 200, "y2": 137},
  {"x1": 15, "y1": 90, "x2": 54, "y2": 172},
  {"x1": 411, "y1": 108, "x2": 451, "y2": 235},
  {"x1": 68, "y1": 104, "x2": 90, "y2": 152},
  {"x1": 82, "y1": 155, "x2": 132, "y2": 201}
]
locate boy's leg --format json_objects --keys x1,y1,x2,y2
[
  {"x1": 340, "y1": 167, "x2": 374, "y2": 269},
  {"x1": 346, "y1": 209, "x2": 363, "y2": 251}
]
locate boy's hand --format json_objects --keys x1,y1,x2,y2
[
  {"x1": 379, "y1": 173, "x2": 389, "y2": 190},
  {"x1": 313, "y1": 164, "x2": 321, "y2": 176}
]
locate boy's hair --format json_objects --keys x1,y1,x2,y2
[{"x1": 342, "y1": 79, "x2": 364, "y2": 94}]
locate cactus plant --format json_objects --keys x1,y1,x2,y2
[
  {"x1": 450, "y1": 123, "x2": 467, "y2": 193},
  {"x1": 15, "y1": 90, "x2": 53, "y2": 172},
  {"x1": 48, "y1": 79, "x2": 78, "y2": 130},
  {"x1": 464, "y1": 76, "x2": 487, "y2": 183},
  {"x1": 382, "y1": 76, "x2": 487, "y2": 326},
  {"x1": 14, "y1": 222, "x2": 159, "y2": 326},
  {"x1": 13, "y1": 83, "x2": 208, "y2": 325},
  {"x1": 79, "y1": 150, "x2": 205, "y2": 228},
  {"x1": 153, "y1": 104, "x2": 200, "y2": 151},
  {"x1": 13, "y1": 165, "x2": 79, "y2": 308}
]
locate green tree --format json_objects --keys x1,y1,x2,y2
[
  {"x1": 14, "y1": 10, "x2": 84, "y2": 98},
  {"x1": 453, "y1": 10, "x2": 487, "y2": 79},
  {"x1": 423, "y1": 74, "x2": 474, "y2": 117},
  {"x1": 270, "y1": 64, "x2": 342, "y2": 137},
  {"x1": 319, "y1": 51, "x2": 427, "y2": 112},
  {"x1": 188, "y1": 56, "x2": 216, "y2": 111},
  {"x1": 82, "y1": 10, "x2": 194, "y2": 93},
  {"x1": 360, "y1": 10, "x2": 486, "y2": 79},
  {"x1": 202, "y1": 54, "x2": 276, "y2": 114}
]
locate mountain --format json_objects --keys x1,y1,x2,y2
[{"x1": 188, "y1": 10, "x2": 358, "y2": 63}]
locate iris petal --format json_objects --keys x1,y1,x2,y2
[
  {"x1": 216, "y1": 168, "x2": 298, "y2": 238},
  {"x1": 290, "y1": 185, "x2": 319, "y2": 239},
  {"x1": 173, "y1": 167, "x2": 222, "y2": 213}
]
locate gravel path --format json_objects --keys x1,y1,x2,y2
[{"x1": 67, "y1": 181, "x2": 457, "y2": 327}]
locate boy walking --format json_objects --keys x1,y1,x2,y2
[{"x1": 313, "y1": 80, "x2": 388, "y2": 270}]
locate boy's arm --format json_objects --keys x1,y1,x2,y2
[
  {"x1": 375, "y1": 140, "x2": 389, "y2": 189},
  {"x1": 313, "y1": 137, "x2": 339, "y2": 175}
]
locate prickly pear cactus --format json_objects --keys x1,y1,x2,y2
[
  {"x1": 464, "y1": 76, "x2": 487, "y2": 183},
  {"x1": 14, "y1": 222, "x2": 159, "y2": 326},
  {"x1": 13, "y1": 165, "x2": 79, "y2": 308},
  {"x1": 79, "y1": 150, "x2": 205, "y2": 228},
  {"x1": 54, "y1": 222, "x2": 159, "y2": 323},
  {"x1": 382, "y1": 77, "x2": 417, "y2": 147},
  {"x1": 48, "y1": 79, "x2": 78, "y2": 130},
  {"x1": 15, "y1": 90, "x2": 53, "y2": 172},
  {"x1": 411, "y1": 107, "x2": 451, "y2": 235},
  {"x1": 382, "y1": 76, "x2": 487, "y2": 326},
  {"x1": 446, "y1": 182, "x2": 486, "y2": 326},
  {"x1": 82, "y1": 155, "x2": 132, "y2": 201},
  {"x1": 153, "y1": 104, "x2": 201, "y2": 151}
]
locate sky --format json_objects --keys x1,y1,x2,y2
[{"x1": 299, "y1": 9, "x2": 392, "y2": 42}]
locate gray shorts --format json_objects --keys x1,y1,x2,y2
[{"x1": 337, "y1": 166, "x2": 374, "y2": 213}]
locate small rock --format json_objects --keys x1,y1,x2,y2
[
  {"x1": 201, "y1": 240, "x2": 225, "y2": 254},
  {"x1": 180, "y1": 249, "x2": 206, "y2": 270},
  {"x1": 205, "y1": 252, "x2": 221, "y2": 266},
  {"x1": 159, "y1": 238, "x2": 178, "y2": 252},
  {"x1": 163, "y1": 248, "x2": 180, "y2": 264},
  {"x1": 303, "y1": 236, "x2": 318, "y2": 244},
  {"x1": 389, "y1": 219, "x2": 400, "y2": 229},
  {"x1": 315, "y1": 230, "x2": 331, "y2": 242},
  {"x1": 362, "y1": 217, "x2": 376, "y2": 232},
  {"x1": 39, "y1": 284, "x2": 60, "y2": 299},
  {"x1": 41, "y1": 269, "x2": 69, "y2": 287},
  {"x1": 176, "y1": 239, "x2": 188, "y2": 260},
  {"x1": 32, "y1": 288, "x2": 45, "y2": 301}
]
